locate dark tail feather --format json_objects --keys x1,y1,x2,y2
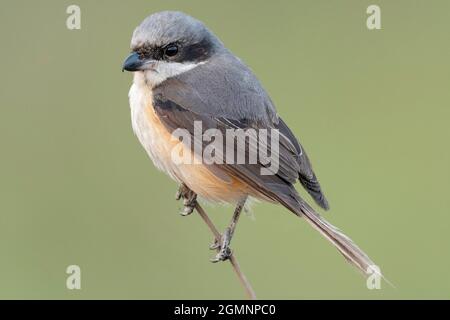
[{"x1": 295, "y1": 200, "x2": 379, "y2": 277}]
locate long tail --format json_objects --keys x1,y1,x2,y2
[{"x1": 296, "y1": 201, "x2": 379, "y2": 277}]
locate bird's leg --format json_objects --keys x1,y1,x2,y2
[
  {"x1": 210, "y1": 197, "x2": 247, "y2": 263},
  {"x1": 175, "y1": 183, "x2": 197, "y2": 216}
]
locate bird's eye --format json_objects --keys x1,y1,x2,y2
[{"x1": 164, "y1": 44, "x2": 179, "y2": 57}]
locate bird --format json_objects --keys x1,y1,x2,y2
[{"x1": 122, "y1": 11, "x2": 378, "y2": 275}]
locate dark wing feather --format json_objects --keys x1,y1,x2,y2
[
  {"x1": 152, "y1": 94, "x2": 302, "y2": 208},
  {"x1": 277, "y1": 118, "x2": 329, "y2": 209}
]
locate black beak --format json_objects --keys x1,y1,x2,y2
[{"x1": 122, "y1": 52, "x2": 145, "y2": 72}]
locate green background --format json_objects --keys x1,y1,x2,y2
[{"x1": 0, "y1": 0, "x2": 449, "y2": 299}]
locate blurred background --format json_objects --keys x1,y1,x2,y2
[{"x1": 0, "y1": 0, "x2": 449, "y2": 299}]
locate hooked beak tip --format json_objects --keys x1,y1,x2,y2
[{"x1": 122, "y1": 52, "x2": 142, "y2": 72}]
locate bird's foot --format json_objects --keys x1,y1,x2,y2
[
  {"x1": 209, "y1": 228, "x2": 232, "y2": 263},
  {"x1": 176, "y1": 184, "x2": 197, "y2": 216}
]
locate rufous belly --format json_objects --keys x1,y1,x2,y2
[{"x1": 147, "y1": 104, "x2": 253, "y2": 203}]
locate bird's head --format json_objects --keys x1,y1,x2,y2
[{"x1": 122, "y1": 11, "x2": 223, "y2": 87}]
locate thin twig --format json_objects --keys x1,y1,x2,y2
[{"x1": 194, "y1": 203, "x2": 257, "y2": 300}]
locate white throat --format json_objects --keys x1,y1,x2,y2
[{"x1": 136, "y1": 60, "x2": 205, "y2": 88}]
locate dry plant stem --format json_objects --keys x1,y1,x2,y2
[{"x1": 194, "y1": 202, "x2": 257, "y2": 300}]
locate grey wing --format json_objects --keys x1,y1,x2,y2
[
  {"x1": 152, "y1": 94, "x2": 302, "y2": 212},
  {"x1": 154, "y1": 53, "x2": 329, "y2": 209}
]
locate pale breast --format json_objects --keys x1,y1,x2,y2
[{"x1": 129, "y1": 76, "x2": 177, "y2": 180}]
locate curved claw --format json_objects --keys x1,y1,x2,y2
[
  {"x1": 180, "y1": 205, "x2": 195, "y2": 216},
  {"x1": 210, "y1": 247, "x2": 232, "y2": 263},
  {"x1": 209, "y1": 238, "x2": 220, "y2": 250},
  {"x1": 176, "y1": 184, "x2": 197, "y2": 216},
  {"x1": 209, "y1": 232, "x2": 232, "y2": 263}
]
